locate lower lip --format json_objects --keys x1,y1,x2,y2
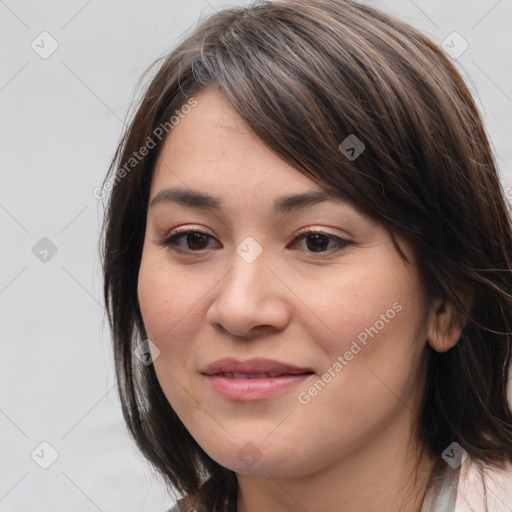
[{"x1": 205, "y1": 374, "x2": 313, "y2": 401}]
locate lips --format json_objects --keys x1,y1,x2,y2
[
  {"x1": 202, "y1": 358, "x2": 313, "y2": 377},
  {"x1": 202, "y1": 358, "x2": 314, "y2": 401},
  {"x1": 216, "y1": 372, "x2": 295, "y2": 379}
]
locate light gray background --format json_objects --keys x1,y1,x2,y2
[{"x1": 1, "y1": 0, "x2": 511, "y2": 511}]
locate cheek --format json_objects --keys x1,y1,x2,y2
[
  {"x1": 313, "y1": 256, "x2": 425, "y2": 357},
  {"x1": 137, "y1": 255, "x2": 190, "y2": 368},
  {"x1": 303, "y1": 251, "x2": 429, "y2": 421},
  {"x1": 137, "y1": 250, "x2": 196, "y2": 343},
  {"x1": 137, "y1": 252, "x2": 205, "y2": 411},
  {"x1": 137, "y1": 248, "x2": 215, "y2": 391},
  {"x1": 137, "y1": 261, "x2": 172, "y2": 342}
]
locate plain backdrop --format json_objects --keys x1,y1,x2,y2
[{"x1": 1, "y1": 0, "x2": 511, "y2": 510}]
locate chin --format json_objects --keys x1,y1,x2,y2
[{"x1": 199, "y1": 436, "x2": 320, "y2": 478}]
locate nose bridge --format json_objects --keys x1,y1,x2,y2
[
  {"x1": 207, "y1": 236, "x2": 290, "y2": 336},
  {"x1": 224, "y1": 236, "x2": 270, "y2": 302}
]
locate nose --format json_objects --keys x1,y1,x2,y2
[{"x1": 206, "y1": 250, "x2": 291, "y2": 339}]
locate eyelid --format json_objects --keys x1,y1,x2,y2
[
  {"x1": 153, "y1": 225, "x2": 218, "y2": 251},
  {"x1": 167, "y1": 224, "x2": 212, "y2": 236},
  {"x1": 154, "y1": 225, "x2": 352, "y2": 254},
  {"x1": 165, "y1": 225, "x2": 350, "y2": 240},
  {"x1": 294, "y1": 226, "x2": 348, "y2": 238},
  {"x1": 289, "y1": 228, "x2": 352, "y2": 252}
]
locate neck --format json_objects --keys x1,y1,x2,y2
[{"x1": 236, "y1": 414, "x2": 435, "y2": 512}]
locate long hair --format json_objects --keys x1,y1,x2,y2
[{"x1": 100, "y1": 0, "x2": 512, "y2": 508}]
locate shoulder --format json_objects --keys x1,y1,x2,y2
[{"x1": 455, "y1": 458, "x2": 512, "y2": 512}]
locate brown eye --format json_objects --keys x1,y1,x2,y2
[
  {"x1": 304, "y1": 233, "x2": 331, "y2": 252},
  {"x1": 182, "y1": 232, "x2": 210, "y2": 250},
  {"x1": 291, "y1": 231, "x2": 351, "y2": 253},
  {"x1": 157, "y1": 228, "x2": 351, "y2": 255},
  {"x1": 161, "y1": 230, "x2": 220, "y2": 252}
]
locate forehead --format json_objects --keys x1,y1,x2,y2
[{"x1": 151, "y1": 89, "x2": 325, "y2": 198}]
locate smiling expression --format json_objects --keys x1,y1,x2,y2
[{"x1": 137, "y1": 88, "x2": 435, "y2": 477}]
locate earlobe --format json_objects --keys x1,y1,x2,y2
[{"x1": 427, "y1": 295, "x2": 472, "y2": 353}]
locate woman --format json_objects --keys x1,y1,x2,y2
[{"x1": 100, "y1": 0, "x2": 512, "y2": 510}]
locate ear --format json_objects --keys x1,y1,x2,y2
[{"x1": 427, "y1": 294, "x2": 473, "y2": 353}]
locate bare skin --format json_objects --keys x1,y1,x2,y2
[{"x1": 137, "y1": 88, "x2": 465, "y2": 512}]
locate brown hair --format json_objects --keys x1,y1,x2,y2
[{"x1": 100, "y1": 0, "x2": 512, "y2": 509}]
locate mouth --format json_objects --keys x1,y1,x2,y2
[
  {"x1": 201, "y1": 358, "x2": 315, "y2": 401},
  {"x1": 213, "y1": 372, "x2": 313, "y2": 379},
  {"x1": 202, "y1": 357, "x2": 314, "y2": 376}
]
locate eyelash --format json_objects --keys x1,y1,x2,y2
[{"x1": 154, "y1": 227, "x2": 352, "y2": 255}]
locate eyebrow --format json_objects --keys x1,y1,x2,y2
[{"x1": 148, "y1": 187, "x2": 344, "y2": 214}]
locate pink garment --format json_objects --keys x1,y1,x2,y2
[{"x1": 455, "y1": 459, "x2": 512, "y2": 512}]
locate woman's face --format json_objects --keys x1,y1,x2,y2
[{"x1": 137, "y1": 88, "x2": 435, "y2": 478}]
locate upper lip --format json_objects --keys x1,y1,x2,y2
[{"x1": 202, "y1": 358, "x2": 314, "y2": 376}]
